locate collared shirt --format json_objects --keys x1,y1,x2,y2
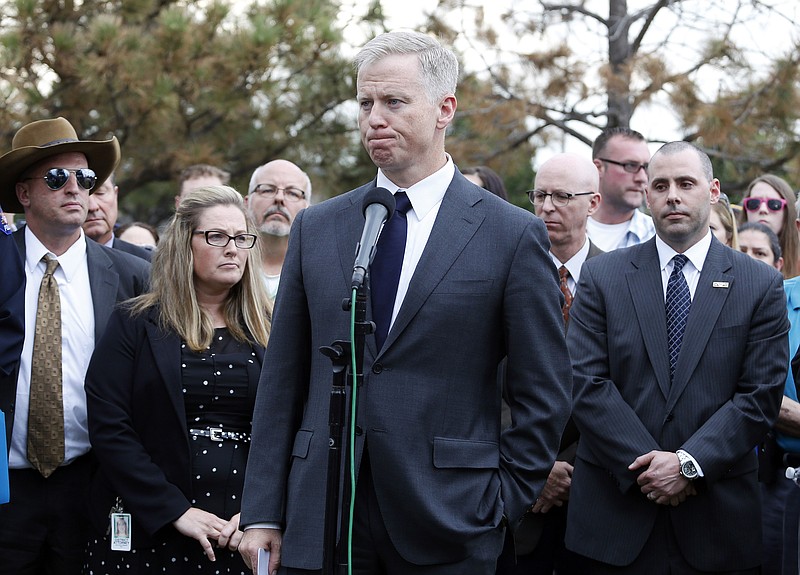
[
  {"x1": 587, "y1": 208, "x2": 656, "y2": 252},
  {"x1": 9, "y1": 227, "x2": 95, "y2": 469},
  {"x1": 375, "y1": 155, "x2": 454, "y2": 330},
  {"x1": 550, "y1": 237, "x2": 591, "y2": 294},
  {"x1": 655, "y1": 232, "x2": 712, "y2": 301},
  {"x1": 654, "y1": 230, "x2": 713, "y2": 476}
]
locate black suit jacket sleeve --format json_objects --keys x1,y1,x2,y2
[{"x1": 0, "y1": 232, "x2": 24, "y2": 376}]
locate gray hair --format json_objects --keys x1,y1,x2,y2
[{"x1": 354, "y1": 30, "x2": 459, "y2": 104}]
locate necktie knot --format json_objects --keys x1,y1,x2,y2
[
  {"x1": 394, "y1": 191, "x2": 412, "y2": 216},
  {"x1": 43, "y1": 254, "x2": 59, "y2": 277},
  {"x1": 671, "y1": 254, "x2": 688, "y2": 274},
  {"x1": 559, "y1": 265, "x2": 570, "y2": 283}
]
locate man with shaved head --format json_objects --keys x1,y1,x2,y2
[{"x1": 497, "y1": 153, "x2": 601, "y2": 575}]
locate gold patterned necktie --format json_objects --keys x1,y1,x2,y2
[
  {"x1": 27, "y1": 254, "x2": 64, "y2": 477},
  {"x1": 558, "y1": 265, "x2": 573, "y2": 326}
]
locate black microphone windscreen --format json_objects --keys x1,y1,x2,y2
[{"x1": 362, "y1": 187, "x2": 396, "y2": 219}]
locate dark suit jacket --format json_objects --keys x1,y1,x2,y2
[
  {"x1": 0, "y1": 232, "x2": 24, "y2": 377},
  {"x1": 565, "y1": 237, "x2": 789, "y2": 570},
  {"x1": 0, "y1": 231, "x2": 150, "y2": 446},
  {"x1": 112, "y1": 236, "x2": 153, "y2": 262},
  {"x1": 511, "y1": 239, "x2": 603, "y2": 555},
  {"x1": 240, "y1": 172, "x2": 573, "y2": 569},
  {"x1": 85, "y1": 306, "x2": 265, "y2": 547}
]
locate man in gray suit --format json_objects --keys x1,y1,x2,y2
[
  {"x1": 565, "y1": 141, "x2": 789, "y2": 574},
  {"x1": 0, "y1": 117, "x2": 150, "y2": 574},
  {"x1": 239, "y1": 31, "x2": 572, "y2": 574}
]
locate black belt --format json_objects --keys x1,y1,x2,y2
[{"x1": 189, "y1": 427, "x2": 250, "y2": 442}]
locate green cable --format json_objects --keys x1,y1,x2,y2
[{"x1": 347, "y1": 287, "x2": 358, "y2": 575}]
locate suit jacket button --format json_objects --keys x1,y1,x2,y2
[
  {"x1": 355, "y1": 425, "x2": 363, "y2": 436},
  {"x1": 665, "y1": 413, "x2": 674, "y2": 422},
  {"x1": 372, "y1": 363, "x2": 383, "y2": 374}
]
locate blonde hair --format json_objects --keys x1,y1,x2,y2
[
  {"x1": 711, "y1": 201, "x2": 739, "y2": 250},
  {"x1": 129, "y1": 185, "x2": 271, "y2": 351}
]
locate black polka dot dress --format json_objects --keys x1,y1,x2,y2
[{"x1": 84, "y1": 328, "x2": 260, "y2": 575}]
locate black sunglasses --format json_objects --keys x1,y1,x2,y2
[
  {"x1": 23, "y1": 168, "x2": 97, "y2": 191},
  {"x1": 742, "y1": 197, "x2": 786, "y2": 213}
]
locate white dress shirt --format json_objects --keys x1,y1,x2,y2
[
  {"x1": 375, "y1": 155, "x2": 454, "y2": 330},
  {"x1": 9, "y1": 228, "x2": 95, "y2": 469},
  {"x1": 654, "y1": 230, "x2": 713, "y2": 476},
  {"x1": 550, "y1": 237, "x2": 591, "y2": 294}
]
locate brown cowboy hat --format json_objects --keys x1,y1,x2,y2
[{"x1": 0, "y1": 117, "x2": 120, "y2": 213}]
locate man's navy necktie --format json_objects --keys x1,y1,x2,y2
[
  {"x1": 370, "y1": 191, "x2": 412, "y2": 351},
  {"x1": 666, "y1": 254, "x2": 691, "y2": 383}
]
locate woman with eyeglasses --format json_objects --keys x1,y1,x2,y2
[
  {"x1": 83, "y1": 186, "x2": 271, "y2": 574},
  {"x1": 740, "y1": 174, "x2": 800, "y2": 278}
]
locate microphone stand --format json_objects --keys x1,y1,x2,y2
[{"x1": 320, "y1": 283, "x2": 372, "y2": 575}]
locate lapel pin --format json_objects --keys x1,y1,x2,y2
[{"x1": 712, "y1": 281, "x2": 730, "y2": 288}]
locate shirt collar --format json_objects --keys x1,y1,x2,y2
[
  {"x1": 376, "y1": 154, "x2": 455, "y2": 220},
  {"x1": 550, "y1": 236, "x2": 590, "y2": 282},
  {"x1": 25, "y1": 226, "x2": 88, "y2": 282},
  {"x1": 655, "y1": 230, "x2": 712, "y2": 273}
]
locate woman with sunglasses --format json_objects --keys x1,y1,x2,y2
[
  {"x1": 740, "y1": 174, "x2": 800, "y2": 278},
  {"x1": 83, "y1": 186, "x2": 271, "y2": 574}
]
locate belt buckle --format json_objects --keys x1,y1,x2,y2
[{"x1": 209, "y1": 428, "x2": 224, "y2": 442}]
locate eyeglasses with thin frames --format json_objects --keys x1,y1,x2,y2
[
  {"x1": 22, "y1": 168, "x2": 97, "y2": 191},
  {"x1": 193, "y1": 230, "x2": 257, "y2": 249},
  {"x1": 528, "y1": 190, "x2": 595, "y2": 208},
  {"x1": 250, "y1": 184, "x2": 306, "y2": 202},
  {"x1": 598, "y1": 158, "x2": 648, "y2": 174}
]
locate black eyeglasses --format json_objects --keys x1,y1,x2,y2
[
  {"x1": 251, "y1": 184, "x2": 306, "y2": 202},
  {"x1": 22, "y1": 168, "x2": 97, "y2": 191},
  {"x1": 598, "y1": 158, "x2": 648, "y2": 174},
  {"x1": 193, "y1": 230, "x2": 257, "y2": 249},
  {"x1": 528, "y1": 190, "x2": 594, "y2": 208},
  {"x1": 742, "y1": 197, "x2": 787, "y2": 213}
]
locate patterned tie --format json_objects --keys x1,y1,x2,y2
[
  {"x1": 558, "y1": 266, "x2": 573, "y2": 326},
  {"x1": 27, "y1": 254, "x2": 64, "y2": 477},
  {"x1": 666, "y1": 254, "x2": 691, "y2": 383},
  {"x1": 370, "y1": 191, "x2": 412, "y2": 351}
]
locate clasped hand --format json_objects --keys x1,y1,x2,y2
[
  {"x1": 531, "y1": 460, "x2": 573, "y2": 513},
  {"x1": 629, "y1": 450, "x2": 696, "y2": 506},
  {"x1": 173, "y1": 508, "x2": 243, "y2": 562}
]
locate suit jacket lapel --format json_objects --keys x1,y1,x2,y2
[
  {"x1": 381, "y1": 179, "x2": 485, "y2": 353},
  {"x1": 335, "y1": 183, "x2": 378, "y2": 356},
  {"x1": 144, "y1": 309, "x2": 190, "y2": 440},
  {"x1": 86, "y1": 240, "x2": 120, "y2": 341},
  {"x1": 627, "y1": 240, "x2": 671, "y2": 398},
  {"x1": 667, "y1": 240, "x2": 732, "y2": 408}
]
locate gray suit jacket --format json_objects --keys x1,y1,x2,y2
[
  {"x1": 565, "y1": 237, "x2": 789, "y2": 570},
  {"x1": 0, "y1": 231, "x2": 150, "y2": 444},
  {"x1": 241, "y1": 172, "x2": 573, "y2": 569}
]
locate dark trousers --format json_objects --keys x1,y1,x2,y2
[
  {"x1": 761, "y1": 476, "x2": 800, "y2": 575},
  {"x1": 0, "y1": 455, "x2": 92, "y2": 575},
  {"x1": 496, "y1": 505, "x2": 590, "y2": 575},
  {"x1": 281, "y1": 449, "x2": 504, "y2": 575},
  {"x1": 584, "y1": 510, "x2": 759, "y2": 575}
]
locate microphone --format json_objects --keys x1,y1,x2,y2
[{"x1": 352, "y1": 187, "x2": 395, "y2": 289}]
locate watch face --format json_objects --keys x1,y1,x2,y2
[{"x1": 681, "y1": 460, "x2": 698, "y2": 478}]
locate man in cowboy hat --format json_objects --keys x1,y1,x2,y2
[{"x1": 0, "y1": 117, "x2": 150, "y2": 575}]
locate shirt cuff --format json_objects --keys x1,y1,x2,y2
[
  {"x1": 243, "y1": 522, "x2": 282, "y2": 531},
  {"x1": 677, "y1": 449, "x2": 704, "y2": 477}
]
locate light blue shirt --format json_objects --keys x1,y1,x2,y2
[{"x1": 777, "y1": 276, "x2": 800, "y2": 453}]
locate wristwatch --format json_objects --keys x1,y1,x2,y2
[{"x1": 676, "y1": 450, "x2": 699, "y2": 480}]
